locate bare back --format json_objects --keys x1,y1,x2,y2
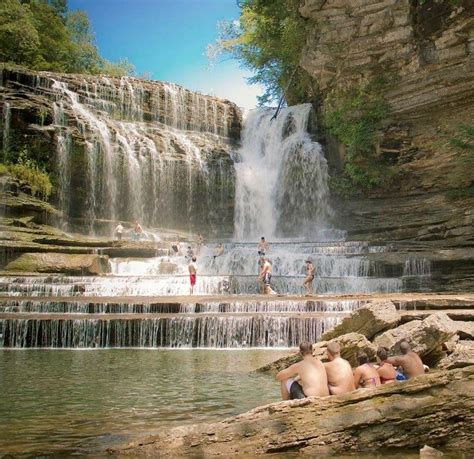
[
  {"x1": 324, "y1": 357, "x2": 355, "y2": 395},
  {"x1": 354, "y1": 363, "x2": 381, "y2": 388},
  {"x1": 294, "y1": 357, "x2": 329, "y2": 397},
  {"x1": 390, "y1": 351, "x2": 424, "y2": 378}
]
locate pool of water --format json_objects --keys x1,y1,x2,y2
[{"x1": 0, "y1": 349, "x2": 291, "y2": 457}]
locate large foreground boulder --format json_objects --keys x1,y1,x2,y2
[
  {"x1": 5, "y1": 252, "x2": 111, "y2": 275},
  {"x1": 114, "y1": 366, "x2": 474, "y2": 457},
  {"x1": 438, "y1": 341, "x2": 474, "y2": 370},
  {"x1": 258, "y1": 332, "x2": 376, "y2": 373},
  {"x1": 373, "y1": 312, "x2": 456, "y2": 357},
  {"x1": 321, "y1": 300, "x2": 400, "y2": 341}
]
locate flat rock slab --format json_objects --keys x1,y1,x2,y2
[
  {"x1": 5, "y1": 252, "x2": 111, "y2": 275},
  {"x1": 114, "y1": 366, "x2": 474, "y2": 457},
  {"x1": 321, "y1": 300, "x2": 400, "y2": 341}
]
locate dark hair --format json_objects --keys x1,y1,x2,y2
[
  {"x1": 305, "y1": 259, "x2": 312, "y2": 263},
  {"x1": 261, "y1": 236, "x2": 265, "y2": 240},
  {"x1": 400, "y1": 341, "x2": 411, "y2": 354},
  {"x1": 357, "y1": 351, "x2": 369, "y2": 365},
  {"x1": 299, "y1": 341, "x2": 313, "y2": 356},
  {"x1": 192, "y1": 257, "x2": 196, "y2": 262},
  {"x1": 377, "y1": 347, "x2": 389, "y2": 361}
]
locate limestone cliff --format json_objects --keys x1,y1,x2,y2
[
  {"x1": 0, "y1": 67, "x2": 241, "y2": 236},
  {"x1": 299, "y1": 0, "x2": 474, "y2": 246}
]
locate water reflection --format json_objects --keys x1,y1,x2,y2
[{"x1": 0, "y1": 349, "x2": 290, "y2": 456}]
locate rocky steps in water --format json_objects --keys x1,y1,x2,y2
[
  {"x1": 114, "y1": 365, "x2": 474, "y2": 457},
  {"x1": 298, "y1": 0, "x2": 474, "y2": 247}
]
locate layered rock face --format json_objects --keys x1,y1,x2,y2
[
  {"x1": 0, "y1": 67, "x2": 241, "y2": 236},
  {"x1": 299, "y1": 0, "x2": 474, "y2": 246}
]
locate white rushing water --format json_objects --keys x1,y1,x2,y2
[{"x1": 234, "y1": 104, "x2": 331, "y2": 240}]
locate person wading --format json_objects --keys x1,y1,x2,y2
[
  {"x1": 188, "y1": 256, "x2": 197, "y2": 294},
  {"x1": 303, "y1": 259, "x2": 316, "y2": 296}
]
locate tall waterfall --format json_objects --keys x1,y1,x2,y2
[{"x1": 234, "y1": 104, "x2": 331, "y2": 240}]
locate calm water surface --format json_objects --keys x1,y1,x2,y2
[{"x1": 0, "y1": 349, "x2": 291, "y2": 457}]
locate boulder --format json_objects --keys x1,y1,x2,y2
[
  {"x1": 321, "y1": 300, "x2": 400, "y2": 341},
  {"x1": 113, "y1": 366, "x2": 474, "y2": 457},
  {"x1": 5, "y1": 252, "x2": 111, "y2": 275},
  {"x1": 257, "y1": 332, "x2": 376, "y2": 373},
  {"x1": 420, "y1": 445, "x2": 444, "y2": 457},
  {"x1": 158, "y1": 261, "x2": 178, "y2": 274},
  {"x1": 437, "y1": 341, "x2": 474, "y2": 370},
  {"x1": 373, "y1": 312, "x2": 456, "y2": 357}
]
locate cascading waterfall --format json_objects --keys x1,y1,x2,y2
[{"x1": 234, "y1": 104, "x2": 331, "y2": 240}]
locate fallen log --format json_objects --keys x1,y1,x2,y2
[{"x1": 114, "y1": 366, "x2": 474, "y2": 457}]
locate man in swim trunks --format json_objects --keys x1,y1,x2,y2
[
  {"x1": 303, "y1": 259, "x2": 316, "y2": 296},
  {"x1": 353, "y1": 351, "x2": 381, "y2": 389},
  {"x1": 276, "y1": 341, "x2": 329, "y2": 400},
  {"x1": 257, "y1": 236, "x2": 269, "y2": 256},
  {"x1": 323, "y1": 342, "x2": 355, "y2": 395},
  {"x1": 259, "y1": 257, "x2": 276, "y2": 295},
  {"x1": 188, "y1": 256, "x2": 197, "y2": 294},
  {"x1": 376, "y1": 347, "x2": 398, "y2": 384},
  {"x1": 386, "y1": 341, "x2": 425, "y2": 379}
]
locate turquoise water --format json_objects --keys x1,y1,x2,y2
[{"x1": 0, "y1": 349, "x2": 290, "y2": 457}]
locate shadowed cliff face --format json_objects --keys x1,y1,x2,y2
[
  {"x1": 0, "y1": 67, "x2": 241, "y2": 236},
  {"x1": 299, "y1": 0, "x2": 474, "y2": 246}
]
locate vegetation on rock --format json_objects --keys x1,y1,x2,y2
[
  {"x1": 0, "y1": 0, "x2": 134, "y2": 76},
  {"x1": 208, "y1": 0, "x2": 313, "y2": 105}
]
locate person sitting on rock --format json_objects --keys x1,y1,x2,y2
[
  {"x1": 276, "y1": 341, "x2": 329, "y2": 400},
  {"x1": 386, "y1": 341, "x2": 425, "y2": 379},
  {"x1": 376, "y1": 347, "x2": 398, "y2": 384},
  {"x1": 353, "y1": 351, "x2": 381, "y2": 389},
  {"x1": 323, "y1": 341, "x2": 355, "y2": 395}
]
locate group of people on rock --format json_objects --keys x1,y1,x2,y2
[{"x1": 277, "y1": 340, "x2": 426, "y2": 400}]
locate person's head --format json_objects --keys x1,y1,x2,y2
[
  {"x1": 305, "y1": 259, "x2": 312, "y2": 265},
  {"x1": 299, "y1": 341, "x2": 313, "y2": 356},
  {"x1": 400, "y1": 341, "x2": 411, "y2": 355},
  {"x1": 327, "y1": 341, "x2": 340, "y2": 360},
  {"x1": 357, "y1": 351, "x2": 369, "y2": 365},
  {"x1": 377, "y1": 347, "x2": 389, "y2": 361},
  {"x1": 261, "y1": 236, "x2": 265, "y2": 241},
  {"x1": 192, "y1": 257, "x2": 197, "y2": 262}
]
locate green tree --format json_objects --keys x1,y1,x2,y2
[
  {"x1": 208, "y1": 0, "x2": 308, "y2": 105},
  {"x1": 0, "y1": 0, "x2": 40, "y2": 66}
]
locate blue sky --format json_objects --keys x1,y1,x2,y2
[{"x1": 69, "y1": 0, "x2": 263, "y2": 108}]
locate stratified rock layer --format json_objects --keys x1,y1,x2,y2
[{"x1": 115, "y1": 366, "x2": 474, "y2": 457}]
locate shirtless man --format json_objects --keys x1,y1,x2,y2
[
  {"x1": 257, "y1": 236, "x2": 269, "y2": 256},
  {"x1": 188, "y1": 257, "x2": 197, "y2": 294},
  {"x1": 303, "y1": 259, "x2": 316, "y2": 296},
  {"x1": 259, "y1": 257, "x2": 276, "y2": 295},
  {"x1": 276, "y1": 341, "x2": 329, "y2": 400},
  {"x1": 386, "y1": 341, "x2": 425, "y2": 379},
  {"x1": 353, "y1": 351, "x2": 381, "y2": 389},
  {"x1": 323, "y1": 342, "x2": 355, "y2": 395}
]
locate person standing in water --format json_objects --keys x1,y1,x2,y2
[
  {"x1": 213, "y1": 243, "x2": 224, "y2": 260},
  {"x1": 132, "y1": 220, "x2": 143, "y2": 241},
  {"x1": 114, "y1": 223, "x2": 124, "y2": 241},
  {"x1": 257, "y1": 236, "x2": 269, "y2": 256},
  {"x1": 188, "y1": 257, "x2": 197, "y2": 294},
  {"x1": 303, "y1": 259, "x2": 316, "y2": 296},
  {"x1": 197, "y1": 234, "x2": 204, "y2": 254},
  {"x1": 259, "y1": 257, "x2": 276, "y2": 295}
]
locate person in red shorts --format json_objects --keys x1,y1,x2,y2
[{"x1": 188, "y1": 256, "x2": 197, "y2": 294}]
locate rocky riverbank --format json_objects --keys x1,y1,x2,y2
[{"x1": 111, "y1": 300, "x2": 474, "y2": 456}]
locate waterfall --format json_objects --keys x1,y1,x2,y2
[
  {"x1": 1, "y1": 70, "x2": 238, "y2": 235},
  {"x1": 234, "y1": 104, "x2": 331, "y2": 240}
]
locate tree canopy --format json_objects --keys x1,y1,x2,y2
[
  {"x1": 208, "y1": 0, "x2": 309, "y2": 106},
  {"x1": 0, "y1": 0, "x2": 134, "y2": 76}
]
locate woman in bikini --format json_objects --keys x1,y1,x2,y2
[
  {"x1": 376, "y1": 347, "x2": 398, "y2": 384},
  {"x1": 353, "y1": 351, "x2": 381, "y2": 389}
]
